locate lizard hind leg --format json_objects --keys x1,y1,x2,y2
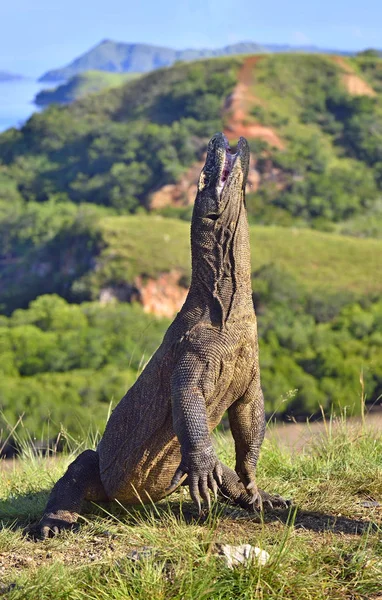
[
  {"x1": 37, "y1": 449, "x2": 109, "y2": 539},
  {"x1": 219, "y1": 464, "x2": 290, "y2": 511}
]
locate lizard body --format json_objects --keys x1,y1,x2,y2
[{"x1": 38, "y1": 133, "x2": 287, "y2": 537}]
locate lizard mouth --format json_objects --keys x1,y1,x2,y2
[
  {"x1": 218, "y1": 138, "x2": 237, "y2": 194},
  {"x1": 196, "y1": 133, "x2": 249, "y2": 222},
  {"x1": 217, "y1": 135, "x2": 246, "y2": 196}
]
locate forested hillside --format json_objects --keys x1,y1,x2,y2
[
  {"x1": 0, "y1": 53, "x2": 381, "y2": 439},
  {"x1": 1, "y1": 54, "x2": 382, "y2": 229}
]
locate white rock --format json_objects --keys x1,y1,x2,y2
[{"x1": 218, "y1": 544, "x2": 270, "y2": 569}]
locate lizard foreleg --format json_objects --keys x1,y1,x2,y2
[{"x1": 169, "y1": 352, "x2": 223, "y2": 512}]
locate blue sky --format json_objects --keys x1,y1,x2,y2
[{"x1": 0, "y1": 0, "x2": 380, "y2": 77}]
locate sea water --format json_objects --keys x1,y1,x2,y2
[{"x1": 0, "y1": 80, "x2": 55, "y2": 132}]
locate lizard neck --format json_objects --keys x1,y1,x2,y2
[{"x1": 187, "y1": 198, "x2": 254, "y2": 326}]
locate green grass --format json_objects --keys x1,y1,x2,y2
[
  {"x1": 83, "y1": 215, "x2": 382, "y2": 298},
  {"x1": 0, "y1": 417, "x2": 381, "y2": 599},
  {"x1": 250, "y1": 225, "x2": 382, "y2": 295}
]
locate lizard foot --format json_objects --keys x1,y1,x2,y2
[
  {"x1": 249, "y1": 489, "x2": 292, "y2": 511},
  {"x1": 169, "y1": 446, "x2": 223, "y2": 513},
  {"x1": 37, "y1": 511, "x2": 78, "y2": 539}
]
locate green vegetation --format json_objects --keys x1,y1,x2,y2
[
  {"x1": 0, "y1": 295, "x2": 170, "y2": 437},
  {"x1": 1, "y1": 53, "x2": 382, "y2": 432},
  {"x1": 35, "y1": 71, "x2": 140, "y2": 107},
  {"x1": 1, "y1": 276, "x2": 381, "y2": 435},
  {"x1": 87, "y1": 216, "x2": 382, "y2": 303},
  {"x1": 2, "y1": 213, "x2": 382, "y2": 313},
  {"x1": 0, "y1": 58, "x2": 239, "y2": 212},
  {"x1": 1, "y1": 53, "x2": 382, "y2": 232},
  {"x1": 245, "y1": 54, "x2": 382, "y2": 228},
  {"x1": 352, "y1": 53, "x2": 382, "y2": 93},
  {"x1": 0, "y1": 213, "x2": 381, "y2": 435},
  {"x1": 0, "y1": 420, "x2": 381, "y2": 598},
  {"x1": 253, "y1": 265, "x2": 382, "y2": 416}
]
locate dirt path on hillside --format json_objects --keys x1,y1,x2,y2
[
  {"x1": 223, "y1": 56, "x2": 285, "y2": 149},
  {"x1": 331, "y1": 56, "x2": 376, "y2": 97},
  {"x1": 149, "y1": 55, "x2": 283, "y2": 210}
]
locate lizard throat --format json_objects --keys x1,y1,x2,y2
[{"x1": 217, "y1": 144, "x2": 238, "y2": 196}]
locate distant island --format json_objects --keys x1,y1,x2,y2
[
  {"x1": 35, "y1": 70, "x2": 139, "y2": 107},
  {"x1": 38, "y1": 40, "x2": 269, "y2": 81},
  {"x1": 38, "y1": 40, "x2": 362, "y2": 83},
  {"x1": 0, "y1": 70, "x2": 25, "y2": 82}
]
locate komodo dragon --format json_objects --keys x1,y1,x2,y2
[{"x1": 38, "y1": 133, "x2": 288, "y2": 538}]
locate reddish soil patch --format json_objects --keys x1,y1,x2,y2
[
  {"x1": 137, "y1": 270, "x2": 188, "y2": 318},
  {"x1": 99, "y1": 269, "x2": 188, "y2": 318},
  {"x1": 149, "y1": 153, "x2": 261, "y2": 211},
  {"x1": 150, "y1": 159, "x2": 205, "y2": 209},
  {"x1": 331, "y1": 56, "x2": 376, "y2": 97},
  {"x1": 223, "y1": 56, "x2": 285, "y2": 149}
]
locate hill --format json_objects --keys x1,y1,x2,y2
[
  {"x1": 38, "y1": 40, "x2": 266, "y2": 82},
  {"x1": 1, "y1": 53, "x2": 381, "y2": 233},
  {"x1": 38, "y1": 40, "x2": 363, "y2": 83},
  {"x1": 1, "y1": 53, "x2": 382, "y2": 429},
  {"x1": 72, "y1": 216, "x2": 382, "y2": 300},
  {"x1": 34, "y1": 71, "x2": 140, "y2": 107}
]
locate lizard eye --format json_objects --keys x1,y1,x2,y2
[{"x1": 205, "y1": 214, "x2": 219, "y2": 221}]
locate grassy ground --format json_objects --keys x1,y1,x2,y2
[{"x1": 0, "y1": 417, "x2": 381, "y2": 599}]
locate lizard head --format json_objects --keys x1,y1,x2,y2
[
  {"x1": 189, "y1": 133, "x2": 252, "y2": 319},
  {"x1": 193, "y1": 132, "x2": 249, "y2": 224}
]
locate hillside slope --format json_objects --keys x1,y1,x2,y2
[
  {"x1": 1, "y1": 214, "x2": 382, "y2": 315},
  {"x1": 1, "y1": 54, "x2": 382, "y2": 426},
  {"x1": 35, "y1": 71, "x2": 139, "y2": 107},
  {"x1": 1, "y1": 53, "x2": 381, "y2": 233}
]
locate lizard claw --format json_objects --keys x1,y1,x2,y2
[
  {"x1": 248, "y1": 488, "x2": 263, "y2": 510},
  {"x1": 198, "y1": 474, "x2": 211, "y2": 510},
  {"x1": 214, "y1": 462, "x2": 223, "y2": 486},
  {"x1": 36, "y1": 513, "x2": 77, "y2": 539},
  {"x1": 247, "y1": 489, "x2": 290, "y2": 511},
  {"x1": 208, "y1": 473, "x2": 218, "y2": 500},
  {"x1": 170, "y1": 447, "x2": 223, "y2": 512},
  {"x1": 168, "y1": 466, "x2": 187, "y2": 490},
  {"x1": 188, "y1": 464, "x2": 223, "y2": 512},
  {"x1": 189, "y1": 475, "x2": 202, "y2": 513}
]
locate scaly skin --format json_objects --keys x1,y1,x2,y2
[{"x1": 38, "y1": 133, "x2": 289, "y2": 538}]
